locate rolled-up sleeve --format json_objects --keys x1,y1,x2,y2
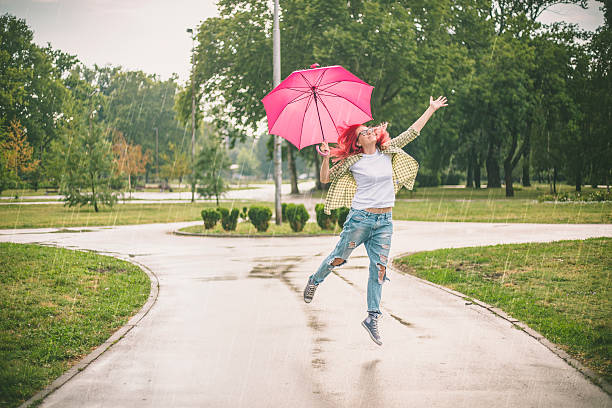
[{"x1": 389, "y1": 127, "x2": 420, "y2": 149}]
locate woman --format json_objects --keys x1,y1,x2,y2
[{"x1": 303, "y1": 96, "x2": 448, "y2": 345}]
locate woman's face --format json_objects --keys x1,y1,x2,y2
[
  {"x1": 356, "y1": 125, "x2": 376, "y2": 147},
  {"x1": 356, "y1": 124, "x2": 385, "y2": 147}
]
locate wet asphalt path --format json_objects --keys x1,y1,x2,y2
[{"x1": 2, "y1": 221, "x2": 611, "y2": 407}]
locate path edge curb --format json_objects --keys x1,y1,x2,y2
[
  {"x1": 18, "y1": 251, "x2": 160, "y2": 408},
  {"x1": 388, "y1": 251, "x2": 612, "y2": 397},
  {"x1": 173, "y1": 229, "x2": 338, "y2": 238}
]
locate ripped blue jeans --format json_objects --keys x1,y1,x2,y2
[{"x1": 309, "y1": 208, "x2": 392, "y2": 314}]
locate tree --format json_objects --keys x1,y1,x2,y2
[
  {"x1": 112, "y1": 130, "x2": 150, "y2": 196},
  {"x1": 159, "y1": 142, "x2": 190, "y2": 189},
  {"x1": 47, "y1": 113, "x2": 119, "y2": 212},
  {"x1": 195, "y1": 135, "x2": 231, "y2": 205},
  {"x1": 0, "y1": 120, "x2": 39, "y2": 194},
  {"x1": 1, "y1": 14, "x2": 74, "y2": 189},
  {"x1": 236, "y1": 146, "x2": 259, "y2": 177}
]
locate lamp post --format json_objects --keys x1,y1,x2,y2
[
  {"x1": 153, "y1": 127, "x2": 159, "y2": 184},
  {"x1": 273, "y1": 0, "x2": 282, "y2": 224},
  {"x1": 187, "y1": 28, "x2": 196, "y2": 203}
]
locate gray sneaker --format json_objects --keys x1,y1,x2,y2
[
  {"x1": 361, "y1": 312, "x2": 382, "y2": 345},
  {"x1": 303, "y1": 276, "x2": 318, "y2": 303}
]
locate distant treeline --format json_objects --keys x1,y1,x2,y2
[
  {"x1": 176, "y1": 0, "x2": 611, "y2": 196},
  {"x1": 0, "y1": 13, "x2": 194, "y2": 195}
]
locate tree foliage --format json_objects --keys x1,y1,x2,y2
[
  {"x1": 48, "y1": 114, "x2": 119, "y2": 212},
  {"x1": 195, "y1": 134, "x2": 231, "y2": 205}
]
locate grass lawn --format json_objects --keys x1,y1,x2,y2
[
  {"x1": 0, "y1": 201, "x2": 267, "y2": 230},
  {"x1": 1, "y1": 183, "x2": 610, "y2": 229},
  {"x1": 0, "y1": 243, "x2": 150, "y2": 408},
  {"x1": 306, "y1": 184, "x2": 604, "y2": 201},
  {"x1": 393, "y1": 237, "x2": 611, "y2": 384},
  {"x1": 180, "y1": 220, "x2": 339, "y2": 236},
  {"x1": 395, "y1": 184, "x2": 605, "y2": 201},
  {"x1": 391, "y1": 199, "x2": 612, "y2": 223}
]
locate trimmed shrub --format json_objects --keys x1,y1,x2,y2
[
  {"x1": 315, "y1": 203, "x2": 337, "y2": 230},
  {"x1": 281, "y1": 203, "x2": 288, "y2": 222},
  {"x1": 201, "y1": 208, "x2": 221, "y2": 229},
  {"x1": 217, "y1": 207, "x2": 240, "y2": 231},
  {"x1": 240, "y1": 206, "x2": 249, "y2": 220},
  {"x1": 248, "y1": 206, "x2": 272, "y2": 232},
  {"x1": 337, "y1": 207, "x2": 350, "y2": 229},
  {"x1": 285, "y1": 203, "x2": 309, "y2": 232}
]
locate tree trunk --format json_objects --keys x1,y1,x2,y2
[
  {"x1": 91, "y1": 175, "x2": 98, "y2": 213},
  {"x1": 553, "y1": 166, "x2": 557, "y2": 194},
  {"x1": 547, "y1": 169, "x2": 552, "y2": 193},
  {"x1": 287, "y1": 145, "x2": 299, "y2": 194},
  {"x1": 486, "y1": 139, "x2": 501, "y2": 188},
  {"x1": 575, "y1": 168, "x2": 582, "y2": 192},
  {"x1": 474, "y1": 158, "x2": 481, "y2": 189},
  {"x1": 504, "y1": 160, "x2": 514, "y2": 197},
  {"x1": 522, "y1": 132, "x2": 531, "y2": 187},
  {"x1": 466, "y1": 149, "x2": 473, "y2": 188}
]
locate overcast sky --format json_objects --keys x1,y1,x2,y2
[{"x1": 1, "y1": 0, "x2": 606, "y2": 85}]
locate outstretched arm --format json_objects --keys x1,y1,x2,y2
[{"x1": 411, "y1": 95, "x2": 448, "y2": 132}]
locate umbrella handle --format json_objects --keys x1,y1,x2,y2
[{"x1": 316, "y1": 145, "x2": 330, "y2": 156}]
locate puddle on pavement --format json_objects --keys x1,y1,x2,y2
[
  {"x1": 246, "y1": 255, "x2": 328, "y2": 371},
  {"x1": 194, "y1": 276, "x2": 239, "y2": 282},
  {"x1": 389, "y1": 313, "x2": 413, "y2": 327},
  {"x1": 252, "y1": 256, "x2": 304, "y2": 263},
  {"x1": 332, "y1": 270, "x2": 356, "y2": 288},
  {"x1": 308, "y1": 314, "x2": 326, "y2": 332},
  {"x1": 51, "y1": 228, "x2": 95, "y2": 233},
  {"x1": 249, "y1": 264, "x2": 282, "y2": 279}
]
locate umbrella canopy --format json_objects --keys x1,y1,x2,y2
[{"x1": 261, "y1": 65, "x2": 374, "y2": 150}]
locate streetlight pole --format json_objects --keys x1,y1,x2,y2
[
  {"x1": 153, "y1": 127, "x2": 159, "y2": 184},
  {"x1": 187, "y1": 28, "x2": 196, "y2": 203},
  {"x1": 273, "y1": 0, "x2": 282, "y2": 224}
]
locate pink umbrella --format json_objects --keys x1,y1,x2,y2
[{"x1": 261, "y1": 64, "x2": 373, "y2": 155}]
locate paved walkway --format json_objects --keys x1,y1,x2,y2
[{"x1": 2, "y1": 221, "x2": 611, "y2": 407}]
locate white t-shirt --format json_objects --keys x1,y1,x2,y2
[{"x1": 349, "y1": 147, "x2": 395, "y2": 209}]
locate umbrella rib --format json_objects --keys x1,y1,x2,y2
[
  {"x1": 268, "y1": 91, "x2": 313, "y2": 132},
  {"x1": 286, "y1": 92, "x2": 314, "y2": 105},
  {"x1": 314, "y1": 68, "x2": 328, "y2": 88},
  {"x1": 318, "y1": 81, "x2": 342, "y2": 91},
  {"x1": 316, "y1": 95, "x2": 342, "y2": 140},
  {"x1": 298, "y1": 93, "x2": 316, "y2": 149},
  {"x1": 317, "y1": 88, "x2": 372, "y2": 119},
  {"x1": 283, "y1": 87, "x2": 311, "y2": 94},
  {"x1": 318, "y1": 79, "x2": 371, "y2": 91},
  {"x1": 298, "y1": 72, "x2": 314, "y2": 88},
  {"x1": 312, "y1": 93, "x2": 327, "y2": 144}
]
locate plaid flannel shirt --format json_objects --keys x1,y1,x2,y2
[{"x1": 323, "y1": 126, "x2": 420, "y2": 215}]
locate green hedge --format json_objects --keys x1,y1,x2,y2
[
  {"x1": 248, "y1": 206, "x2": 272, "y2": 232},
  {"x1": 285, "y1": 203, "x2": 309, "y2": 232}
]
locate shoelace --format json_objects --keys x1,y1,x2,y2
[
  {"x1": 370, "y1": 317, "x2": 379, "y2": 335},
  {"x1": 306, "y1": 283, "x2": 316, "y2": 297}
]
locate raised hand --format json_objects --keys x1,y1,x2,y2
[
  {"x1": 319, "y1": 141, "x2": 330, "y2": 155},
  {"x1": 430, "y1": 95, "x2": 448, "y2": 111}
]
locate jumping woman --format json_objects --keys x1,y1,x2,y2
[{"x1": 303, "y1": 96, "x2": 448, "y2": 345}]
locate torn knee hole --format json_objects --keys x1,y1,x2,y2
[
  {"x1": 381, "y1": 243, "x2": 390, "y2": 249},
  {"x1": 377, "y1": 263, "x2": 386, "y2": 283},
  {"x1": 379, "y1": 254, "x2": 388, "y2": 263},
  {"x1": 348, "y1": 241, "x2": 356, "y2": 249},
  {"x1": 330, "y1": 257, "x2": 346, "y2": 267}
]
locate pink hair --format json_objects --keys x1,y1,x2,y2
[{"x1": 329, "y1": 123, "x2": 391, "y2": 163}]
